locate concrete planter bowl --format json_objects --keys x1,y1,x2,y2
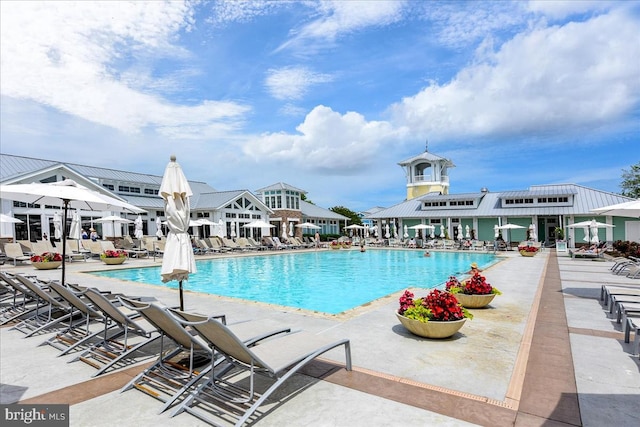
[
  {"x1": 32, "y1": 261, "x2": 62, "y2": 270},
  {"x1": 396, "y1": 312, "x2": 466, "y2": 339},
  {"x1": 101, "y1": 257, "x2": 126, "y2": 265},
  {"x1": 454, "y1": 293, "x2": 496, "y2": 309}
]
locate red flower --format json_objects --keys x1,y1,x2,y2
[{"x1": 30, "y1": 252, "x2": 62, "y2": 262}]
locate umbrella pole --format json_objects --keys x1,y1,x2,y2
[
  {"x1": 179, "y1": 280, "x2": 184, "y2": 311},
  {"x1": 61, "y1": 199, "x2": 69, "y2": 286}
]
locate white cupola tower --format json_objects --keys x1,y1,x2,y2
[{"x1": 398, "y1": 142, "x2": 455, "y2": 200}]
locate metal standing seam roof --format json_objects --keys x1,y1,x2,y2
[
  {"x1": 255, "y1": 182, "x2": 307, "y2": 194},
  {"x1": 366, "y1": 184, "x2": 633, "y2": 219},
  {"x1": 0, "y1": 153, "x2": 215, "y2": 190},
  {"x1": 300, "y1": 200, "x2": 349, "y2": 220},
  {"x1": 397, "y1": 150, "x2": 455, "y2": 167}
]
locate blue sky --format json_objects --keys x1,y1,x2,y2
[{"x1": 1, "y1": 0, "x2": 639, "y2": 212}]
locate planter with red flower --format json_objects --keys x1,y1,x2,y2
[
  {"x1": 518, "y1": 245, "x2": 539, "y2": 257},
  {"x1": 30, "y1": 252, "x2": 63, "y2": 270},
  {"x1": 100, "y1": 250, "x2": 127, "y2": 265},
  {"x1": 330, "y1": 241, "x2": 341, "y2": 250},
  {"x1": 445, "y1": 274, "x2": 501, "y2": 308},
  {"x1": 396, "y1": 289, "x2": 472, "y2": 338}
]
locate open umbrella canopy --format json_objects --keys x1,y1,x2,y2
[
  {"x1": 95, "y1": 215, "x2": 134, "y2": 238},
  {"x1": 344, "y1": 224, "x2": 365, "y2": 230},
  {"x1": 497, "y1": 223, "x2": 526, "y2": 230},
  {"x1": 0, "y1": 179, "x2": 144, "y2": 285},
  {"x1": 0, "y1": 213, "x2": 23, "y2": 223},
  {"x1": 244, "y1": 220, "x2": 276, "y2": 228},
  {"x1": 159, "y1": 156, "x2": 196, "y2": 311},
  {"x1": 295, "y1": 222, "x2": 320, "y2": 230},
  {"x1": 591, "y1": 200, "x2": 640, "y2": 218},
  {"x1": 566, "y1": 219, "x2": 615, "y2": 228},
  {"x1": 0, "y1": 179, "x2": 145, "y2": 213}
]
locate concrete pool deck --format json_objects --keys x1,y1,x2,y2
[{"x1": 1, "y1": 248, "x2": 639, "y2": 426}]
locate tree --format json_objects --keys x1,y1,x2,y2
[
  {"x1": 330, "y1": 206, "x2": 361, "y2": 226},
  {"x1": 301, "y1": 193, "x2": 314, "y2": 205},
  {"x1": 621, "y1": 162, "x2": 640, "y2": 198}
]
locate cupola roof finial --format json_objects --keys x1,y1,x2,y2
[{"x1": 425, "y1": 138, "x2": 428, "y2": 152}]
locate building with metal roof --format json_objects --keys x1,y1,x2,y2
[
  {"x1": 367, "y1": 149, "x2": 638, "y2": 246},
  {"x1": 0, "y1": 154, "x2": 346, "y2": 241}
]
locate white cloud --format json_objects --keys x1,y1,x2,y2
[
  {"x1": 390, "y1": 9, "x2": 640, "y2": 140},
  {"x1": 0, "y1": 1, "x2": 249, "y2": 135},
  {"x1": 276, "y1": 0, "x2": 406, "y2": 53},
  {"x1": 242, "y1": 105, "x2": 407, "y2": 172},
  {"x1": 207, "y1": 0, "x2": 288, "y2": 25},
  {"x1": 264, "y1": 66, "x2": 333, "y2": 100},
  {"x1": 527, "y1": 0, "x2": 614, "y2": 20}
]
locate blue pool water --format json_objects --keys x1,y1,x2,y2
[{"x1": 90, "y1": 250, "x2": 497, "y2": 314}]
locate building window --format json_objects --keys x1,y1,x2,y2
[
  {"x1": 103, "y1": 184, "x2": 114, "y2": 190},
  {"x1": 144, "y1": 188, "x2": 158, "y2": 195}
]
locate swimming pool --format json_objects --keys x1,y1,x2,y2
[{"x1": 90, "y1": 250, "x2": 497, "y2": 314}]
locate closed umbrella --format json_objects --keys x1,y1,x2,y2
[
  {"x1": 528, "y1": 224, "x2": 536, "y2": 241},
  {"x1": 281, "y1": 223, "x2": 287, "y2": 240},
  {"x1": 134, "y1": 215, "x2": 144, "y2": 239},
  {"x1": 69, "y1": 211, "x2": 82, "y2": 240},
  {"x1": 590, "y1": 221, "x2": 600, "y2": 245},
  {"x1": 159, "y1": 155, "x2": 196, "y2": 311},
  {"x1": 0, "y1": 179, "x2": 144, "y2": 285},
  {"x1": 494, "y1": 225, "x2": 500, "y2": 239},
  {"x1": 53, "y1": 212, "x2": 62, "y2": 240},
  {"x1": 217, "y1": 219, "x2": 224, "y2": 237},
  {"x1": 156, "y1": 217, "x2": 164, "y2": 238},
  {"x1": 457, "y1": 224, "x2": 463, "y2": 240},
  {"x1": 385, "y1": 224, "x2": 390, "y2": 239},
  {"x1": 289, "y1": 222, "x2": 294, "y2": 237},
  {"x1": 465, "y1": 225, "x2": 470, "y2": 239},
  {"x1": 430, "y1": 228, "x2": 435, "y2": 239},
  {"x1": 582, "y1": 226, "x2": 590, "y2": 242},
  {"x1": 403, "y1": 225, "x2": 409, "y2": 238},
  {"x1": 439, "y1": 225, "x2": 445, "y2": 238}
]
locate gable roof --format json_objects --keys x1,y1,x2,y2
[
  {"x1": 255, "y1": 182, "x2": 307, "y2": 194},
  {"x1": 300, "y1": 200, "x2": 348, "y2": 220}
]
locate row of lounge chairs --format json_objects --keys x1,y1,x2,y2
[
  {"x1": 192, "y1": 235, "x2": 318, "y2": 254},
  {"x1": 0, "y1": 271, "x2": 352, "y2": 426},
  {"x1": 600, "y1": 280, "x2": 640, "y2": 358}
]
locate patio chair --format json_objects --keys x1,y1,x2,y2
[
  {"x1": 169, "y1": 309, "x2": 352, "y2": 426},
  {"x1": 625, "y1": 317, "x2": 640, "y2": 357},
  {"x1": 221, "y1": 237, "x2": 243, "y2": 251},
  {"x1": 247, "y1": 237, "x2": 267, "y2": 250},
  {"x1": 4, "y1": 243, "x2": 31, "y2": 266},
  {"x1": 206, "y1": 237, "x2": 231, "y2": 253},
  {"x1": 0, "y1": 272, "x2": 40, "y2": 325},
  {"x1": 86, "y1": 241, "x2": 104, "y2": 258},
  {"x1": 9, "y1": 274, "x2": 77, "y2": 337},
  {"x1": 43, "y1": 282, "x2": 112, "y2": 355},
  {"x1": 118, "y1": 298, "x2": 292, "y2": 414},
  {"x1": 64, "y1": 241, "x2": 87, "y2": 262},
  {"x1": 70, "y1": 288, "x2": 161, "y2": 377}
]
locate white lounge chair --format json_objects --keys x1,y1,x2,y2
[{"x1": 4, "y1": 243, "x2": 31, "y2": 266}]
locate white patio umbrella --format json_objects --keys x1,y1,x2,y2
[
  {"x1": 566, "y1": 219, "x2": 615, "y2": 228},
  {"x1": 439, "y1": 225, "x2": 445, "y2": 238},
  {"x1": 591, "y1": 200, "x2": 640, "y2": 218},
  {"x1": 528, "y1": 224, "x2": 536, "y2": 241},
  {"x1": 281, "y1": 223, "x2": 287, "y2": 240},
  {"x1": 95, "y1": 215, "x2": 134, "y2": 238},
  {"x1": 245, "y1": 220, "x2": 276, "y2": 229},
  {"x1": 494, "y1": 225, "x2": 500, "y2": 239},
  {"x1": 0, "y1": 213, "x2": 23, "y2": 223},
  {"x1": 229, "y1": 221, "x2": 236, "y2": 238},
  {"x1": 155, "y1": 217, "x2": 164, "y2": 238},
  {"x1": 0, "y1": 179, "x2": 144, "y2": 285},
  {"x1": 217, "y1": 219, "x2": 224, "y2": 237},
  {"x1": 52, "y1": 212, "x2": 62, "y2": 240},
  {"x1": 385, "y1": 224, "x2": 390, "y2": 239},
  {"x1": 159, "y1": 155, "x2": 196, "y2": 311},
  {"x1": 582, "y1": 226, "x2": 590, "y2": 242},
  {"x1": 465, "y1": 225, "x2": 470, "y2": 239},
  {"x1": 403, "y1": 225, "x2": 409, "y2": 238},
  {"x1": 134, "y1": 215, "x2": 144, "y2": 239},
  {"x1": 295, "y1": 222, "x2": 321, "y2": 230},
  {"x1": 430, "y1": 228, "x2": 435, "y2": 239},
  {"x1": 457, "y1": 224, "x2": 463, "y2": 240},
  {"x1": 289, "y1": 222, "x2": 294, "y2": 237},
  {"x1": 394, "y1": 224, "x2": 398, "y2": 239},
  {"x1": 497, "y1": 223, "x2": 526, "y2": 244}
]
